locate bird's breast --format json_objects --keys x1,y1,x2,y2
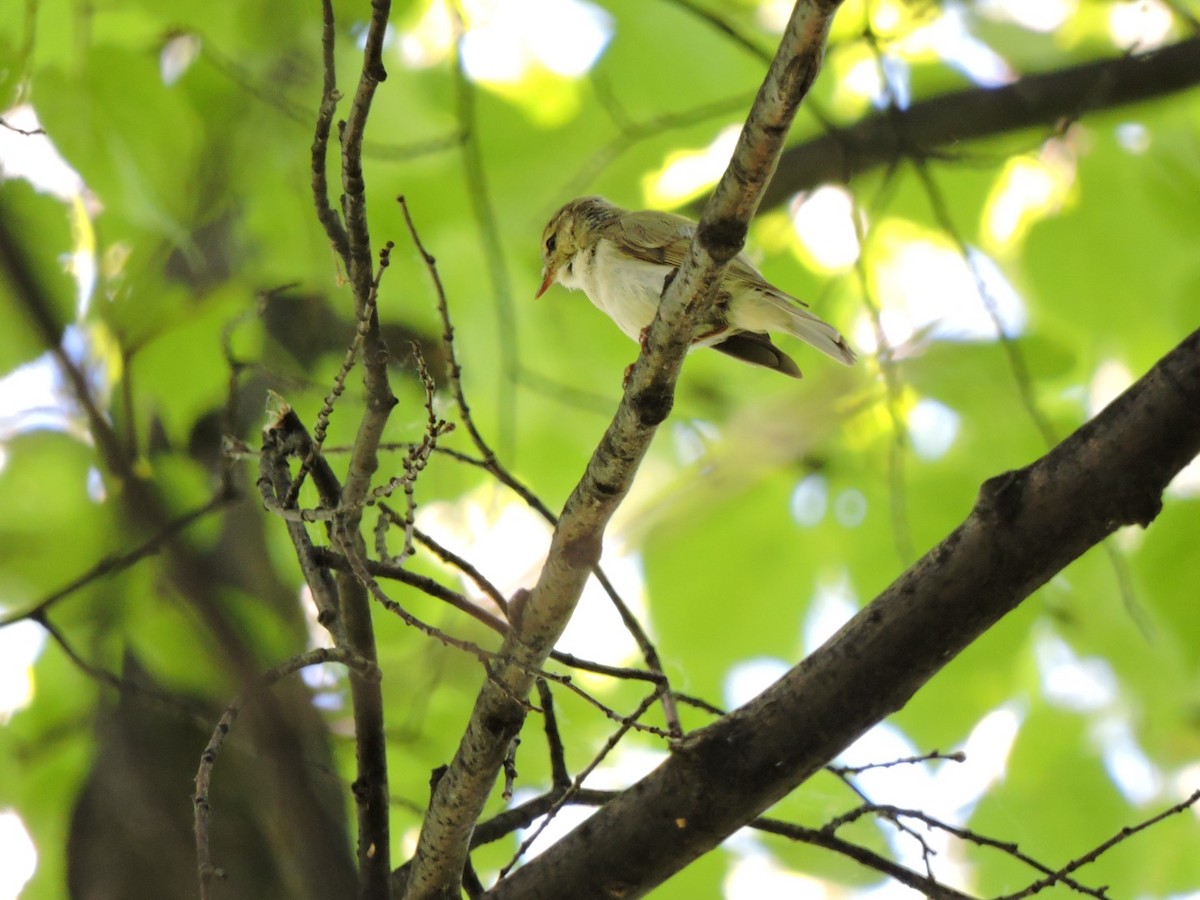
[{"x1": 564, "y1": 240, "x2": 669, "y2": 342}]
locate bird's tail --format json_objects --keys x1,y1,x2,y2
[{"x1": 779, "y1": 303, "x2": 857, "y2": 365}]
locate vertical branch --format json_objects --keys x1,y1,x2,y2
[{"x1": 314, "y1": 2, "x2": 396, "y2": 897}]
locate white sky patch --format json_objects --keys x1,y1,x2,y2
[
  {"x1": 1, "y1": 106, "x2": 97, "y2": 318},
  {"x1": 975, "y1": 0, "x2": 1076, "y2": 32},
  {"x1": 2, "y1": 105, "x2": 103, "y2": 458},
  {"x1": 1035, "y1": 630, "x2": 1118, "y2": 712},
  {"x1": 870, "y1": 0, "x2": 904, "y2": 32},
  {"x1": 558, "y1": 544, "x2": 647, "y2": 666},
  {"x1": 802, "y1": 576, "x2": 857, "y2": 654},
  {"x1": 670, "y1": 418, "x2": 720, "y2": 467},
  {"x1": 85, "y1": 465, "x2": 106, "y2": 503},
  {"x1": 399, "y1": 0, "x2": 455, "y2": 67},
  {"x1": 837, "y1": 722, "x2": 926, "y2": 801},
  {"x1": 842, "y1": 710, "x2": 1021, "y2": 824},
  {"x1": 0, "y1": 619, "x2": 44, "y2": 723},
  {"x1": 0, "y1": 106, "x2": 89, "y2": 204},
  {"x1": 1087, "y1": 359, "x2": 1134, "y2": 418},
  {"x1": 724, "y1": 851, "x2": 834, "y2": 900},
  {"x1": 837, "y1": 3, "x2": 1012, "y2": 111},
  {"x1": 1167, "y1": 455, "x2": 1200, "y2": 499},
  {"x1": 418, "y1": 492, "x2": 551, "y2": 613},
  {"x1": 841, "y1": 55, "x2": 888, "y2": 109},
  {"x1": 908, "y1": 398, "x2": 960, "y2": 461},
  {"x1": 874, "y1": 53, "x2": 911, "y2": 110},
  {"x1": 1092, "y1": 715, "x2": 1162, "y2": 805},
  {"x1": 296, "y1": 585, "x2": 347, "y2": 708},
  {"x1": 755, "y1": 0, "x2": 793, "y2": 33},
  {"x1": 507, "y1": 788, "x2": 593, "y2": 863},
  {"x1": 983, "y1": 144, "x2": 1076, "y2": 255},
  {"x1": 160, "y1": 33, "x2": 202, "y2": 85},
  {"x1": 416, "y1": 492, "x2": 648, "y2": 670},
  {"x1": 0, "y1": 358, "x2": 69, "y2": 445},
  {"x1": 1115, "y1": 122, "x2": 1151, "y2": 155},
  {"x1": 1172, "y1": 765, "x2": 1200, "y2": 815},
  {"x1": 1035, "y1": 630, "x2": 1166, "y2": 806},
  {"x1": 643, "y1": 126, "x2": 740, "y2": 208},
  {"x1": 855, "y1": 229, "x2": 1027, "y2": 354},
  {"x1": 903, "y1": 3, "x2": 1015, "y2": 88},
  {"x1": 1109, "y1": 0, "x2": 1175, "y2": 52},
  {"x1": 723, "y1": 657, "x2": 790, "y2": 710},
  {"x1": 0, "y1": 811, "x2": 37, "y2": 900},
  {"x1": 789, "y1": 473, "x2": 828, "y2": 527},
  {"x1": 520, "y1": 0, "x2": 612, "y2": 78},
  {"x1": 403, "y1": 0, "x2": 612, "y2": 80},
  {"x1": 943, "y1": 705, "x2": 1023, "y2": 812},
  {"x1": 0, "y1": 325, "x2": 113, "y2": 448},
  {"x1": 790, "y1": 185, "x2": 860, "y2": 271}
]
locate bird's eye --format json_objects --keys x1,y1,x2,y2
[{"x1": 545, "y1": 235, "x2": 557, "y2": 255}]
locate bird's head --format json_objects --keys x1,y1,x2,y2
[{"x1": 535, "y1": 196, "x2": 620, "y2": 298}]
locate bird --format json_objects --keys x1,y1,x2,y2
[{"x1": 536, "y1": 196, "x2": 856, "y2": 378}]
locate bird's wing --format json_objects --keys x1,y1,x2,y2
[
  {"x1": 608, "y1": 209, "x2": 695, "y2": 269},
  {"x1": 725, "y1": 255, "x2": 811, "y2": 309},
  {"x1": 611, "y1": 212, "x2": 810, "y2": 310}
]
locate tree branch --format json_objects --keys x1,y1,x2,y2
[
  {"x1": 760, "y1": 36, "x2": 1200, "y2": 207},
  {"x1": 401, "y1": 3, "x2": 846, "y2": 898},
  {"x1": 321, "y1": 1, "x2": 396, "y2": 895},
  {"x1": 485, "y1": 328, "x2": 1200, "y2": 898}
]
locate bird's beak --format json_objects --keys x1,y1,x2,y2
[{"x1": 534, "y1": 267, "x2": 555, "y2": 299}]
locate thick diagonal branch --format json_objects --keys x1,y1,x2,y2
[{"x1": 486, "y1": 328, "x2": 1200, "y2": 899}]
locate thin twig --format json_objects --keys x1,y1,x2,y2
[
  {"x1": 311, "y1": 0, "x2": 350, "y2": 264},
  {"x1": 995, "y1": 791, "x2": 1200, "y2": 900},
  {"x1": 536, "y1": 680, "x2": 570, "y2": 788},
  {"x1": 752, "y1": 816, "x2": 975, "y2": 900},
  {"x1": 496, "y1": 687, "x2": 665, "y2": 880}
]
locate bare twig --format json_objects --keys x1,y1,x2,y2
[
  {"x1": 996, "y1": 791, "x2": 1200, "y2": 900},
  {"x1": 827, "y1": 749, "x2": 965, "y2": 776},
  {"x1": 752, "y1": 816, "x2": 975, "y2": 900},
  {"x1": 536, "y1": 680, "x2": 570, "y2": 789},
  {"x1": 312, "y1": 0, "x2": 350, "y2": 264},
  {"x1": 496, "y1": 688, "x2": 665, "y2": 881},
  {"x1": 286, "y1": 241, "x2": 394, "y2": 507}
]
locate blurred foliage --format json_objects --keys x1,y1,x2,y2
[{"x1": 2, "y1": 0, "x2": 1199, "y2": 897}]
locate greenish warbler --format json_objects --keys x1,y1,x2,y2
[{"x1": 536, "y1": 196, "x2": 856, "y2": 377}]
